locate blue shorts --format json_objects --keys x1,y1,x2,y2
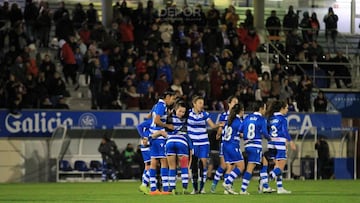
[
  {"x1": 219, "y1": 143, "x2": 224, "y2": 157},
  {"x1": 274, "y1": 149, "x2": 287, "y2": 160},
  {"x1": 141, "y1": 149, "x2": 151, "y2": 163},
  {"x1": 245, "y1": 147, "x2": 262, "y2": 165},
  {"x1": 166, "y1": 141, "x2": 189, "y2": 156},
  {"x1": 150, "y1": 139, "x2": 166, "y2": 158},
  {"x1": 223, "y1": 144, "x2": 243, "y2": 164},
  {"x1": 193, "y1": 144, "x2": 209, "y2": 159}
]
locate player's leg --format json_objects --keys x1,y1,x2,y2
[
  {"x1": 240, "y1": 147, "x2": 261, "y2": 195},
  {"x1": 199, "y1": 145, "x2": 209, "y2": 194},
  {"x1": 259, "y1": 156, "x2": 271, "y2": 193},
  {"x1": 211, "y1": 153, "x2": 226, "y2": 193},
  {"x1": 223, "y1": 160, "x2": 244, "y2": 195},
  {"x1": 166, "y1": 142, "x2": 177, "y2": 193},
  {"x1": 191, "y1": 145, "x2": 200, "y2": 194}
]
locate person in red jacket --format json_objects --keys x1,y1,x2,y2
[
  {"x1": 119, "y1": 17, "x2": 134, "y2": 50},
  {"x1": 59, "y1": 39, "x2": 77, "y2": 85}
]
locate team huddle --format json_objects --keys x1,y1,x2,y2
[{"x1": 136, "y1": 91, "x2": 296, "y2": 195}]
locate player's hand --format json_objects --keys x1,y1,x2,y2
[
  {"x1": 218, "y1": 122, "x2": 225, "y2": 127},
  {"x1": 216, "y1": 133, "x2": 221, "y2": 140},
  {"x1": 142, "y1": 138, "x2": 148, "y2": 146},
  {"x1": 160, "y1": 131, "x2": 168, "y2": 138},
  {"x1": 166, "y1": 124, "x2": 174, "y2": 131},
  {"x1": 290, "y1": 141, "x2": 296, "y2": 151}
]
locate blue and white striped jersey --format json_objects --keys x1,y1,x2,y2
[
  {"x1": 167, "y1": 115, "x2": 190, "y2": 146},
  {"x1": 223, "y1": 115, "x2": 243, "y2": 146},
  {"x1": 240, "y1": 112, "x2": 270, "y2": 149},
  {"x1": 136, "y1": 118, "x2": 151, "y2": 152},
  {"x1": 268, "y1": 112, "x2": 292, "y2": 150},
  {"x1": 149, "y1": 99, "x2": 167, "y2": 140},
  {"x1": 219, "y1": 111, "x2": 229, "y2": 141},
  {"x1": 187, "y1": 108, "x2": 211, "y2": 146}
]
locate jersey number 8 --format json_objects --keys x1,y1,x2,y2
[
  {"x1": 224, "y1": 126, "x2": 233, "y2": 141},
  {"x1": 247, "y1": 123, "x2": 256, "y2": 139}
]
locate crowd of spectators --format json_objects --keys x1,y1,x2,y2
[{"x1": 0, "y1": 0, "x2": 354, "y2": 113}]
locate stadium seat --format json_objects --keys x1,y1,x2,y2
[
  {"x1": 89, "y1": 160, "x2": 102, "y2": 172},
  {"x1": 74, "y1": 160, "x2": 90, "y2": 171},
  {"x1": 59, "y1": 160, "x2": 73, "y2": 171}
]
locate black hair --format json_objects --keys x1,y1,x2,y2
[
  {"x1": 160, "y1": 90, "x2": 176, "y2": 99},
  {"x1": 251, "y1": 101, "x2": 266, "y2": 112},
  {"x1": 228, "y1": 103, "x2": 244, "y2": 126},
  {"x1": 266, "y1": 100, "x2": 287, "y2": 118},
  {"x1": 227, "y1": 95, "x2": 238, "y2": 104}
]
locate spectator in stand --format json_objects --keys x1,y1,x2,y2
[
  {"x1": 145, "y1": 23, "x2": 162, "y2": 53},
  {"x1": 249, "y1": 52, "x2": 262, "y2": 75},
  {"x1": 308, "y1": 40, "x2": 324, "y2": 61},
  {"x1": 55, "y1": 13, "x2": 74, "y2": 41},
  {"x1": 279, "y1": 78, "x2": 294, "y2": 101},
  {"x1": 320, "y1": 52, "x2": 333, "y2": 88},
  {"x1": 137, "y1": 73, "x2": 153, "y2": 95},
  {"x1": 125, "y1": 85, "x2": 141, "y2": 110},
  {"x1": 266, "y1": 10, "x2": 281, "y2": 40},
  {"x1": 194, "y1": 73, "x2": 211, "y2": 99},
  {"x1": 244, "y1": 28, "x2": 260, "y2": 53},
  {"x1": 332, "y1": 51, "x2": 352, "y2": 88},
  {"x1": 244, "y1": 65, "x2": 258, "y2": 89},
  {"x1": 285, "y1": 29, "x2": 303, "y2": 60},
  {"x1": 299, "y1": 11, "x2": 312, "y2": 43},
  {"x1": 119, "y1": 16, "x2": 134, "y2": 50},
  {"x1": 314, "y1": 90, "x2": 328, "y2": 112},
  {"x1": 157, "y1": 58, "x2": 173, "y2": 84},
  {"x1": 9, "y1": 3, "x2": 23, "y2": 27},
  {"x1": 258, "y1": 72, "x2": 271, "y2": 102},
  {"x1": 323, "y1": 7, "x2": 338, "y2": 53},
  {"x1": 140, "y1": 85, "x2": 157, "y2": 110},
  {"x1": 270, "y1": 73, "x2": 281, "y2": 100},
  {"x1": 97, "y1": 82, "x2": 121, "y2": 109},
  {"x1": 86, "y1": 3, "x2": 98, "y2": 30},
  {"x1": 283, "y1": 5, "x2": 299, "y2": 35},
  {"x1": 154, "y1": 73, "x2": 169, "y2": 96},
  {"x1": 24, "y1": 0, "x2": 39, "y2": 43},
  {"x1": 310, "y1": 12, "x2": 320, "y2": 42},
  {"x1": 53, "y1": 1, "x2": 69, "y2": 24},
  {"x1": 297, "y1": 74, "x2": 312, "y2": 112},
  {"x1": 171, "y1": 78, "x2": 183, "y2": 96},
  {"x1": 244, "y1": 9, "x2": 254, "y2": 29},
  {"x1": 59, "y1": 39, "x2": 77, "y2": 86},
  {"x1": 37, "y1": 6, "x2": 51, "y2": 48},
  {"x1": 48, "y1": 71, "x2": 68, "y2": 105},
  {"x1": 72, "y1": 3, "x2": 86, "y2": 30},
  {"x1": 225, "y1": 5, "x2": 239, "y2": 28},
  {"x1": 78, "y1": 23, "x2": 91, "y2": 46},
  {"x1": 206, "y1": 3, "x2": 220, "y2": 29}
]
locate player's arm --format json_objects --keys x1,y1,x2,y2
[
  {"x1": 150, "y1": 130, "x2": 168, "y2": 139},
  {"x1": 154, "y1": 114, "x2": 174, "y2": 130},
  {"x1": 207, "y1": 118, "x2": 224, "y2": 129},
  {"x1": 261, "y1": 119, "x2": 271, "y2": 141},
  {"x1": 283, "y1": 119, "x2": 296, "y2": 150}
]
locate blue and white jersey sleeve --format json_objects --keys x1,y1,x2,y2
[
  {"x1": 149, "y1": 99, "x2": 167, "y2": 139},
  {"x1": 136, "y1": 119, "x2": 152, "y2": 138}
]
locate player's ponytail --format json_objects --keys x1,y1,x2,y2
[
  {"x1": 228, "y1": 103, "x2": 244, "y2": 126},
  {"x1": 266, "y1": 100, "x2": 287, "y2": 118}
]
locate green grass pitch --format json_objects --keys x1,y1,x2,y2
[{"x1": 1, "y1": 180, "x2": 360, "y2": 203}]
